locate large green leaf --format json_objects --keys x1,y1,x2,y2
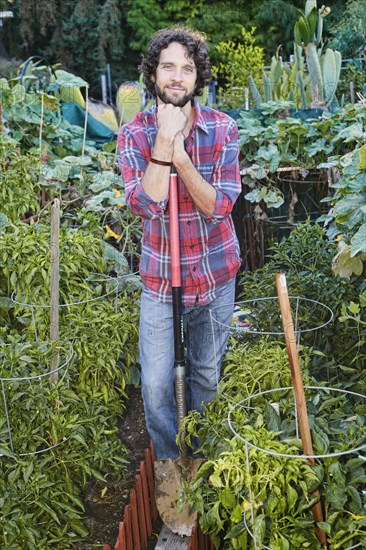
[
  {"x1": 325, "y1": 484, "x2": 348, "y2": 510},
  {"x1": 54, "y1": 70, "x2": 88, "y2": 89},
  {"x1": 350, "y1": 223, "x2": 366, "y2": 256},
  {"x1": 333, "y1": 194, "x2": 366, "y2": 228}
]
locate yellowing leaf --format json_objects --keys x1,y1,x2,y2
[
  {"x1": 209, "y1": 472, "x2": 223, "y2": 488},
  {"x1": 101, "y1": 486, "x2": 108, "y2": 498}
]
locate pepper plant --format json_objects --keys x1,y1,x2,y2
[
  {"x1": 182, "y1": 339, "x2": 366, "y2": 549},
  {"x1": 0, "y1": 219, "x2": 140, "y2": 547}
]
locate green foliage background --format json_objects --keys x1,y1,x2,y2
[{"x1": 1, "y1": 0, "x2": 361, "y2": 97}]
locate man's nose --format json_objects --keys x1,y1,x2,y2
[{"x1": 171, "y1": 69, "x2": 183, "y2": 82}]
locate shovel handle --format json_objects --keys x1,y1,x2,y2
[
  {"x1": 169, "y1": 169, "x2": 187, "y2": 456},
  {"x1": 276, "y1": 273, "x2": 327, "y2": 547},
  {"x1": 169, "y1": 169, "x2": 181, "y2": 288}
]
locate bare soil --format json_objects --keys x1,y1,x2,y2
[{"x1": 75, "y1": 385, "x2": 162, "y2": 549}]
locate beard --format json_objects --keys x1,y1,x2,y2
[{"x1": 155, "y1": 82, "x2": 194, "y2": 108}]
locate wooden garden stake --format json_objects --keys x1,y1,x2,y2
[
  {"x1": 276, "y1": 273, "x2": 327, "y2": 548},
  {"x1": 50, "y1": 199, "x2": 60, "y2": 385}
]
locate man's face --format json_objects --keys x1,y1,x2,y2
[{"x1": 152, "y1": 41, "x2": 197, "y2": 107}]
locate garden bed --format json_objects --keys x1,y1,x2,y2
[{"x1": 74, "y1": 385, "x2": 162, "y2": 550}]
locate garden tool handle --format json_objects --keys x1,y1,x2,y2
[
  {"x1": 276, "y1": 273, "x2": 327, "y2": 548},
  {"x1": 169, "y1": 166, "x2": 181, "y2": 289},
  {"x1": 169, "y1": 167, "x2": 187, "y2": 457}
]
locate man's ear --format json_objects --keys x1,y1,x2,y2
[{"x1": 150, "y1": 74, "x2": 155, "y2": 83}]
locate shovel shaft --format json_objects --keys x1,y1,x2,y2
[
  {"x1": 172, "y1": 287, "x2": 184, "y2": 364},
  {"x1": 169, "y1": 171, "x2": 181, "y2": 288},
  {"x1": 169, "y1": 170, "x2": 187, "y2": 457}
]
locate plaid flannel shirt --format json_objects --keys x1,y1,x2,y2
[{"x1": 118, "y1": 99, "x2": 241, "y2": 306}]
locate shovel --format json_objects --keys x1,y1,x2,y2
[{"x1": 154, "y1": 167, "x2": 203, "y2": 537}]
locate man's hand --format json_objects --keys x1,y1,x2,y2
[
  {"x1": 157, "y1": 104, "x2": 187, "y2": 143},
  {"x1": 172, "y1": 131, "x2": 189, "y2": 167}
]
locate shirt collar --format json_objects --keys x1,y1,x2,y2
[
  {"x1": 192, "y1": 98, "x2": 209, "y2": 135},
  {"x1": 147, "y1": 98, "x2": 209, "y2": 135}
]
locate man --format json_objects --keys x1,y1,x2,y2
[{"x1": 118, "y1": 26, "x2": 241, "y2": 460}]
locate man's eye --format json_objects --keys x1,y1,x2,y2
[
  {"x1": 184, "y1": 67, "x2": 194, "y2": 73},
  {"x1": 163, "y1": 64, "x2": 173, "y2": 70}
]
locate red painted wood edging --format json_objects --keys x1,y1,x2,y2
[{"x1": 103, "y1": 441, "x2": 212, "y2": 550}]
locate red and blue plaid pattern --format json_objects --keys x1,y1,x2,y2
[{"x1": 118, "y1": 99, "x2": 242, "y2": 306}]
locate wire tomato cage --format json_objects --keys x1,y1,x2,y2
[
  {"x1": 1, "y1": 272, "x2": 139, "y2": 457},
  {"x1": 209, "y1": 296, "x2": 366, "y2": 550}
]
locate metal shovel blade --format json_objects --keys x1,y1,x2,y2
[{"x1": 154, "y1": 457, "x2": 203, "y2": 536}]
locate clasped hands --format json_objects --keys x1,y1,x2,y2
[{"x1": 156, "y1": 104, "x2": 189, "y2": 166}]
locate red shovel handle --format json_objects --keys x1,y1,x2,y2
[
  {"x1": 168, "y1": 167, "x2": 187, "y2": 456},
  {"x1": 169, "y1": 170, "x2": 181, "y2": 288}
]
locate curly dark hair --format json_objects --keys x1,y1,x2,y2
[{"x1": 139, "y1": 25, "x2": 213, "y2": 97}]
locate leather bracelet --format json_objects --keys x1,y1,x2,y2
[{"x1": 150, "y1": 157, "x2": 172, "y2": 166}]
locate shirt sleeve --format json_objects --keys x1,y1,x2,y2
[
  {"x1": 203, "y1": 119, "x2": 241, "y2": 224},
  {"x1": 118, "y1": 125, "x2": 168, "y2": 220}
]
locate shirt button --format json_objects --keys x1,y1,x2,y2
[
  {"x1": 187, "y1": 221, "x2": 191, "y2": 225},
  {"x1": 184, "y1": 197, "x2": 188, "y2": 201},
  {"x1": 193, "y1": 267, "x2": 197, "y2": 272},
  {"x1": 190, "y1": 245, "x2": 194, "y2": 249}
]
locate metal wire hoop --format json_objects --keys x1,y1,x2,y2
[
  {"x1": 228, "y1": 385, "x2": 366, "y2": 460},
  {"x1": 0, "y1": 345, "x2": 74, "y2": 457},
  {"x1": 232, "y1": 386, "x2": 366, "y2": 550},
  {"x1": 10, "y1": 273, "x2": 120, "y2": 309},
  {"x1": 210, "y1": 296, "x2": 334, "y2": 336}
]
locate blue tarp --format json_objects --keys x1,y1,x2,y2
[
  {"x1": 221, "y1": 108, "x2": 324, "y2": 122},
  {"x1": 61, "y1": 102, "x2": 116, "y2": 145}
]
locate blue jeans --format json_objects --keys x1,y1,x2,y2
[{"x1": 139, "y1": 278, "x2": 235, "y2": 459}]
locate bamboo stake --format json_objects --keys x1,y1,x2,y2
[
  {"x1": 50, "y1": 199, "x2": 60, "y2": 385},
  {"x1": 276, "y1": 273, "x2": 327, "y2": 548}
]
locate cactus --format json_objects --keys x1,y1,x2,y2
[
  {"x1": 248, "y1": 75, "x2": 263, "y2": 108},
  {"x1": 294, "y1": 1, "x2": 340, "y2": 110},
  {"x1": 322, "y1": 48, "x2": 341, "y2": 106},
  {"x1": 263, "y1": 73, "x2": 272, "y2": 103},
  {"x1": 247, "y1": 2, "x2": 341, "y2": 111}
]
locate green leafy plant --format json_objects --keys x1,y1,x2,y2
[
  {"x1": 0, "y1": 134, "x2": 43, "y2": 222},
  {"x1": 0, "y1": 219, "x2": 140, "y2": 547},
  {"x1": 214, "y1": 26, "x2": 265, "y2": 109},
  {"x1": 183, "y1": 339, "x2": 366, "y2": 549},
  {"x1": 318, "y1": 144, "x2": 366, "y2": 278},
  {"x1": 238, "y1": 222, "x2": 366, "y2": 382},
  {"x1": 237, "y1": 101, "x2": 366, "y2": 222}
]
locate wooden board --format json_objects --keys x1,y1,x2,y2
[{"x1": 155, "y1": 524, "x2": 190, "y2": 550}]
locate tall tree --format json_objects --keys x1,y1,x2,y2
[
  {"x1": 327, "y1": 0, "x2": 366, "y2": 59},
  {"x1": 5, "y1": 0, "x2": 137, "y2": 96}
]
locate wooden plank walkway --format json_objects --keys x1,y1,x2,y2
[{"x1": 155, "y1": 525, "x2": 190, "y2": 549}]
